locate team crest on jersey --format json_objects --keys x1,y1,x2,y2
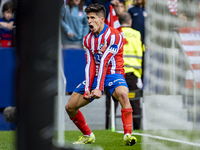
[
  {"x1": 99, "y1": 41, "x2": 107, "y2": 52},
  {"x1": 99, "y1": 44, "x2": 105, "y2": 49}
]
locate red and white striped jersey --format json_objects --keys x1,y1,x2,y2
[
  {"x1": 167, "y1": 0, "x2": 177, "y2": 15},
  {"x1": 179, "y1": 26, "x2": 200, "y2": 89},
  {"x1": 83, "y1": 23, "x2": 125, "y2": 91}
]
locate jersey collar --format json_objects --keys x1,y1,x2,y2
[{"x1": 94, "y1": 23, "x2": 108, "y2": 38}]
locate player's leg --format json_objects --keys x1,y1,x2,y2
[
  {"x1": 125, "y1": 73, "x2": 142, "y2": 129},
  {"x1": 105, "y1": 74, "x2": 136, "y2": 146},
  {"x1": 112, "y1": 85, "x2": 131, "y2": 109},
  {"x1": 112, "y1": 86, "x2": 133, "y2": 135},
  {"x1": 65, "y1": 91, "x2": 90, "y2": 119},
  {"x1": 112, "y1": 86, "x2": 137, "y2": 146},
  {"x1": 65, "y1": 92, "x2": 95, "y2": 144},
  {"x1": 65, "y1": 80, "x2": 96, "y2": 144}
]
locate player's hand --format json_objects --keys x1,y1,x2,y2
[
  {"x1": 68, "y1": 32, "x2": 74, "y2": 37},
  {"x1": 83, "y1": 90, "x2": 91, "y2": 100},
  {"x1": 91, "y1": 89, "x2": 102, "y2": 99}
]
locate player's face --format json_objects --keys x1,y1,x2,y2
[
  {"x1": 87, "y1": 12, "x2": 105, "y2": 36},
  {"x1": 3, "y1": 10, "x2": 12, "y2": 21},
  {"x1": 114, "y1": 3, "x2": 125, "y2": 16}
]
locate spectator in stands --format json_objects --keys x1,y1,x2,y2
[
  {"x1": 128, "y1": 0, "x2": 146, "y2": 44},
  {"x1": 124, "y1": 0, "x2": 136, "y2": 12},
  {"x1": 0, "y1": 0, "x2": 11, "y2": 18},
  {"x1": 0, "y1": 1, "x2": 14, "y2": 47},
  {"x1": 114, "y1": 0, "x2": 125, "y2": 17},
  {"x1": 119, "y1": 12, "x2": 143, "y2": 129},
  {"x1": 60, "y1": 0, "x2": 89, "y2": 49},
  {"x1": 128, "y1": 0, "x2": 146, "y2": 82}
]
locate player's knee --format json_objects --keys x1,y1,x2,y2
[
  {"x1": 118, "y1": 91, "x2": 130, "y2": 107},
  {"x1": 65, "y1": 104, "x2": 75, "y2": 114},
  {"x1": 120, "y1": 91, "x2": 129, "y2": 101}
]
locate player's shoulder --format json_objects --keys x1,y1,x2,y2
[
  {"x1": 109, "y1": 26, "x2": 120, "y2": 34},
  {"x1": 83, "y1": 32, "x2": 92, "y2": 47},
  {"x1": 108, "y1": 26, "x2": 122, "y2": 38},
  {"x1": 83, "y1": 32, "x2": 92, "y2": 40}
]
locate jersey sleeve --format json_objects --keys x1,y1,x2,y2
[
  {"x1": 83, "y1": 37, "x2": 96, "y2": 93},
  {"x1": 96, "y1": 33, "x2": 123, "y2": 91}
]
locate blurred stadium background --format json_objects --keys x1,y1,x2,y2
[{"x1": 0, "y1": 0, "x2": 200, "y2": 150}]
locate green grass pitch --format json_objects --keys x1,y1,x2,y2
[
  {"x1": 0, "y1": 131, "x2": 16, "y2": 150},
  {"x1": 1, "y1": 130, "x2": 200, "y2": 150},
  {"x1": 64, "y1": 130, "x2": 142, "y2": 150}
]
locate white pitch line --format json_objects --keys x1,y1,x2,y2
[{"x1": 117, "y1": 131, "x2": 200, "y2": 147}]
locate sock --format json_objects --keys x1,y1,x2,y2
[
  {"x1": 70, "y1": 110, "x2": 91, "y2": 136},
  {"x1": 121, "y1": 108, "x2": 133, "y2": 135}
]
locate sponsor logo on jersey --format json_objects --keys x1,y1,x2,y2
[{"x1": 108, "y1": 44, "x2": 118, "y2": 53}]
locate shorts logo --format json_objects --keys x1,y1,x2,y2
[
  {"x1": 108, "y1": 79, "x2": 125, "y2": 86},
  {"x1": 108, "y1": 82, "x2": 113, "y2": 86},
  {"x1": 76, "y1": 83, "x2": 82, "y2": 88},
  {"x1": 119, "y1": 82, "x2": 125, "y2": 84}
]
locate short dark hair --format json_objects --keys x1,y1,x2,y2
[
  {"x1": 2, "y1": 1, "x2": 14, "y2": 13},
  {"x1": 119, "y1": 0, "x2": 125, "y2": 6},
  {"x1": 85, "y1": 3, "x2": 106, "y2": 18},
  {"x1": 118, "y1": 12, "x2": 131, "y2": 25}
]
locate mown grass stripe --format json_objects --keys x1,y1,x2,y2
[{"x1": 117, "y1": 131, "x2": 200, "y2": 147}]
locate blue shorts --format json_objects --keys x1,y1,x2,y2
[{"x1": 74, "y1": 74, "x2": 128, "y2": 101}]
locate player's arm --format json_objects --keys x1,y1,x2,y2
[
  {"x1": 83, "y1": 38, "x2": 96, "y2": 100},
  {"x1": 96, "y1": 33, "x2": 123, "y2": 91}
]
